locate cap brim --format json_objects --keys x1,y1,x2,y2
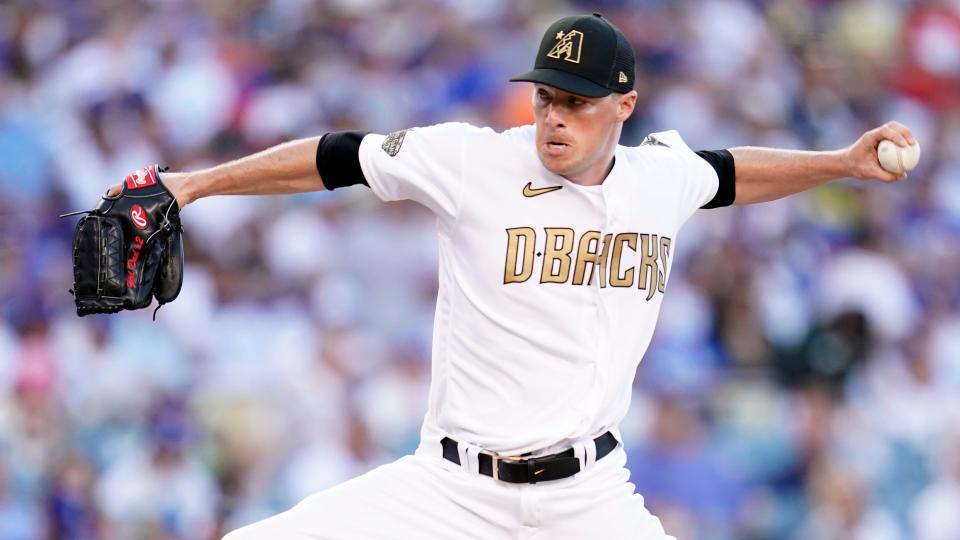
[{"x1": 509, "y1": 68, "x2": 612, "y2": 98}]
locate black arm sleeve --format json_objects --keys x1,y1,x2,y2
[
  {"x1": 315, "y1": 131, "x2": 370, "y2": 190},
  {"x1": 696, "y1": 149, "x2": 736, "y2": 209}
]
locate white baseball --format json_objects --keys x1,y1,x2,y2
[{"x1": 877, "y1": 139, "x2": 920, "y2": 174}]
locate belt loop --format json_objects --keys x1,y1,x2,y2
[
  {"x1": 457, "y1": 442, "x2": 482, "y2": 475},
  {"x1": 572, "y1": 438, "x2": 597, "y2": 469},
  {"x1": 585, "y1": 437, "x2": 598, "y2": 468},
  {"x1": 467, "y1": 446, "x2": 481, "y2": 475},
  {"x1": 456, "y1": 443, "x2": 469, "y2": 471},
  {"x1": 573, "y1": 442, "x2": 587, "y2": 470}
]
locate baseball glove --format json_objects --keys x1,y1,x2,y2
[{"x1": 62, "y1": 164, "x2": 184, "y2": 317}]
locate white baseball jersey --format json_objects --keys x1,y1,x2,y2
[
  {"x1": 224, "y1": 123, "x2": 716, "y2": 540},
  {"x1": 357, "y1": 122, "x2": 719, "y2": 457}
]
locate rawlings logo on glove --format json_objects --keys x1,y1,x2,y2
[
  {"x1": 61, "y1": 164, "x2": 184, "y2": 318},
  {"x1": 131, "y1": 205, "x2": 148, "y2": 229}
]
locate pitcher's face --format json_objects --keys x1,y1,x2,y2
[{"x1": 532, "y1": 84, "x2": 637, "y2": 182}]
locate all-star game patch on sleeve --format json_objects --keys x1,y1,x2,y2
[
  {"x1": 381, "y1": 129, "x2": 407, "y2": 157},
  {"x1": 358, "y1": 122, "x2": 478, "y2": 222}
]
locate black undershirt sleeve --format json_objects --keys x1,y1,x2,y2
[
  {"x1": 315, "y1": 131, "x2": 370, "y2": 190},
  {"x1": 696, "y1": 149, "x2": 736, "y2": 209}
]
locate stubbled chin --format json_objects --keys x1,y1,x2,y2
[
  {"x1": 538, "y1": 151, "x2": 571, "y2": 175},
  {"x1": 538, "y1": 158, "x2": 561, "y2": 175}
]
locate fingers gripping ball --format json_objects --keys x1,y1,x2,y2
[
  {"x1": 877, "y1": 139, "x2": 921, "y2": 175},
  {"x1": 62, "y1": 164, "x2": 184, "y2": 318}
]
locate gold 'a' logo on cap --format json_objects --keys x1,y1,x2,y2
[
  {"x1": 618, "y1": 71, "x2": 628, "y2": 83},
  {"x1": 546, "y1": 30, "x2": 583, "y2": 64}
]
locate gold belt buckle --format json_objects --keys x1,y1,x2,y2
[{"x1": 491, "y1": 453, "x2": 523, "y2": 482}]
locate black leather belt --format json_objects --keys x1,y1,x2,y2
[{"x1": 440, "y1": 431, "x2": 618, "y2": 484}]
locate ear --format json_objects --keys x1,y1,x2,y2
[{"x1": 615, "y1": 91, "x2": 638, "y2": 122}]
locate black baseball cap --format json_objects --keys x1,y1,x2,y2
[{"x1": 510, "y1": 13, "x2": 635, "y2": 98}]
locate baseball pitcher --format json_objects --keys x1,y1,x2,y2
[{"x1": 87, "y1": 12, "x2": 915, "y2": 540}]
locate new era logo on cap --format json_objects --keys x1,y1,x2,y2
[{"x1": 510, "y1": 13, "x2": 635, "y2": 98}]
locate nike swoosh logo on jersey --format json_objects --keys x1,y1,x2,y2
[{"x1": 523, "y1": 182, "x2": 563, "y2": 198}]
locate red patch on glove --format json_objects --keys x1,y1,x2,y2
[{"x1": 125, "y1": 165, "x2": 157, "y2": 190}]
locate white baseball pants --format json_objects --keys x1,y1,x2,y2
[{"x1": 222, "y1": 445, "x2": 673, "y2": 540}]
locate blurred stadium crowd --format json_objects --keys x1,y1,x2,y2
[{"x1": 1, "y1": 0, "x2": 959, "y2": 538}]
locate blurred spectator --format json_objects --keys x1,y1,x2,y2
[
  {"x1": 911, "y1": 433, "x2": 960, "y2": 540},
  {"x1": 796, "y1": 457, "x2": 902, "y2": 540},
  {"x1": 45, "y1": 453, "x2": 101, "y2": 540},
  {"x1": 0, "y1": 1, "x2": 958, "y2": 539},
  {"x1": 628, "y1": 394, "x2": 744, "y2": 539},
  {"x1": 95, "y1": 394, "x2": 218, "y2": 539},
  {"x1": 0, "y1": 461, "x2": 44, "y2": 540}
]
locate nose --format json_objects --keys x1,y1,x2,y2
[{"x1": 544, "y1": 103, "x2": 566, "y2": 128}]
